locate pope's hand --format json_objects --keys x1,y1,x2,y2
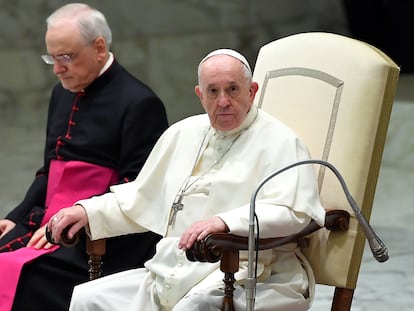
[
  {"x1": 178, "y1": 216, "x2": 229, "y2": 250},
  {"x1": 47, "y1": 204, "x2": 88, "y2": 245}
]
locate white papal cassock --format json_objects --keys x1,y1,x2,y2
[{"x1": 70, "y1": 105, "x2": 326, "y2": 311}]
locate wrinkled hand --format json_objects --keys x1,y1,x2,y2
[
  {"x1": 27, "y1": 224, "x2": 55, "y2": 249},
  {"x1": 47, "y1": 204, "x2": 88, "y2": 245},
  {"x1": 178, "y1": 216, "x2": 229, "y2": 250},
  {"x1": 0, "y1": 219, "x2": 16, "y2": 239}
]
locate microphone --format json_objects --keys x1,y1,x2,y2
[
  {"x1": 347, "y1": 197, "x2": 389, "y2": 263},
  {"x1": 246, "y1": 159, "x2": 389, "y2": 311}
]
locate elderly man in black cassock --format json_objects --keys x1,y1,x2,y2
[{"x1": 0, "y1": 3, "x2": 168, "y2": 311}]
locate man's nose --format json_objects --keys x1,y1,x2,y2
[
  {"x1": 53, "y1": 62, "x2": 66, "y2": 74},
  {"x1": 216, "y1": 91, "x2": 231, "y2": 106}
]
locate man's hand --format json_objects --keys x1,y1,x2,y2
[
  {"x1": 27, "y1": 224, "x2": 55, "y2": 249},
  {"x1": 0, "y1": 219, "x2": 16, "y2": 239},
  {"x1": 47, "y1": 204, "x2": 88, "y2": 245},
  {"x1": 178, "y1": 216, "x2": 229, "y2": 250}
]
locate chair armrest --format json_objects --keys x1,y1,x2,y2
[
  {"x1": 186, "y1": 209, "x2": 350, "y2": 263},
  {"x1": 60, "y1": 227, "x2": 81, "y2": 247},
  {"x1": 45, "y1": 225, "x2": 80, "y2": 247},
  {"x1": 45, "y1": 226, "x2": 105, "y2": 280}
]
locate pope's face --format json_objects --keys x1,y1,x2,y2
[{"x1": 195, "y1": 55, "x2": 258, "y2": 132}]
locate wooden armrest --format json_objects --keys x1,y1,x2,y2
[
  {"x1": 45, "y1": 225, "x2": 80, "y2": 247},
  {"x1": 45, "y1": 226, "x2": 105, "y2": 280},
  {"x1": 60, "y1": 227, "x2": 81, "y2": 247},
  {"x1": 186, "y1": 209, "x2": 350, "y2": 263},
  {"x1": 62, "y1": 229, "x2": 105, "y2": 280}
]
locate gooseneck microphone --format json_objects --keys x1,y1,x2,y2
[{"x1": 246, "y1": 159, "x2": 389, "y2": 311}]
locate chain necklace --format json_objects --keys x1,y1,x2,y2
[{"x1": 168, "y1": 126, "x2": 244, "y2": 226}]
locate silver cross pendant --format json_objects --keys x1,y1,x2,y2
[{"x1": 168, "y1": 194, "x2": 184, "y2": 226}]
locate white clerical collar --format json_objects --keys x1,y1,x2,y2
[
  {"x1": 79, "y1": 53, "x2": 114, "y2": 92},
  {"x1": 98, "y1": 52, "x2": 114, "y2": 76},
  {"x1": 214, "y1": 104, "x2": 259, "y2": 136}
]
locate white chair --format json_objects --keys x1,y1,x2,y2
[{"x1": 187, "y1": 32, "x2": 400, "y2": 310}]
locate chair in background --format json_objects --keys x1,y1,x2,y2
[{"x1": 186, "y1": 32, "x2": 400, "y2": 310}]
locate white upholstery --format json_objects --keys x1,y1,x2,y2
[{"x1": 252, "y1": 32, "x2": 399, "y2": 288}]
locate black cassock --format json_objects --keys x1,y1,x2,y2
[{"x1": 0, "y1": 59, "x2": 168, "y2": 311}]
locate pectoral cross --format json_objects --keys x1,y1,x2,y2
[{"x1": 168, "y1": 194, "x2": 184, "y2": 226}]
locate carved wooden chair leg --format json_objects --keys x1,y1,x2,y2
[
  {"x1": 86, "y1": 238, "x2": 106, "y2": 280},
  {"x1": 220, "y1": 249, "x2": 239, "y2": 311},
  {"x1": 331, "y1": 287, "x2": 354, "y2": 311}
]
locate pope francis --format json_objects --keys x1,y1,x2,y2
[{"x1": 49, "y1": 48, "x2": 326, "y2": 311}]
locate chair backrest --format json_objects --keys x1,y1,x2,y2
[{"x1": 252, "y1": 32, "x2": 399, "y2": 290}]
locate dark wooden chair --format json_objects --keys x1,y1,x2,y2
[
  {"x1": 186, "y1": 209, "x2": 350, "y2": 310},
  {"x1": 57, "y1": 227, "x2": 106, "y2": 280},
  {"x1": 186, "y1": 32, "x2": 399, "y2": 310}
]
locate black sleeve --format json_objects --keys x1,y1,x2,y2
[
  {"x1": 118, "y1": 93, "x2": 168, "y2": 182},
  {"x1": 5, "y1": 168, "x2": 48, "y2": 222},
  {"x1": 5, "y1": 88, "x2": 57, "y2": 223}
]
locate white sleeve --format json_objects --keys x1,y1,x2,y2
[
  {"x1": 216, "y1": 202, "x2": 311, "y2": 238},
  {"x1": 77, "y1": 190, "x2": 147, "y2": 241}
]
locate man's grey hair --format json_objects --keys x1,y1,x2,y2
[{"x1": 46, "y1": 3, "x2": 112, "y2": 49}]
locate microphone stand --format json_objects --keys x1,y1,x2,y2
[{"x1": 246, "y1": 159, "x2": 389, "y2": 311}]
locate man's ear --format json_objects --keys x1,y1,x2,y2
[
  {"x1": 250, "y1": 82, "x2": 259, "y2": 100},
  {"x1": 195, "y1": 85, "x2": 203, "y2": 99},
  {"x1": 94, "y1": 36, "x2": 107, "y2": 61}
]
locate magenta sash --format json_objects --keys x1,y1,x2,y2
[{"x1": 0, "y1": 160, "x2": 118, "y2": 311}]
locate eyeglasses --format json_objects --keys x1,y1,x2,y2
[{"x1": 41, "y1": 53, "x2": 77, "y2": 65}]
